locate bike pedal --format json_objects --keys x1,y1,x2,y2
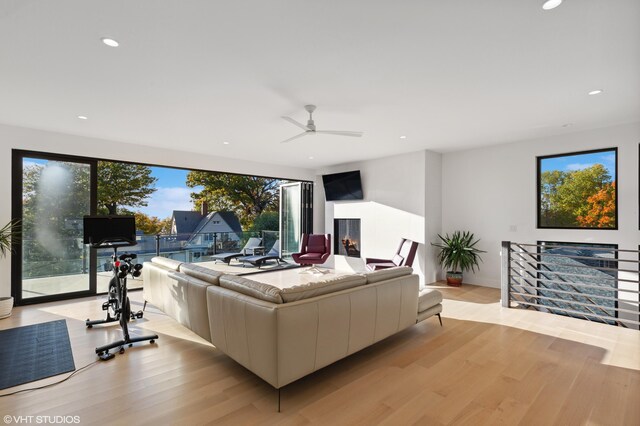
[{"x1": 101, "y1": 302, "x2": 110, "y2": 310}]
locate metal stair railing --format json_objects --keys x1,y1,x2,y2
[{"x1": 501, "y1": 241, "x2": 640, "y2": 328}]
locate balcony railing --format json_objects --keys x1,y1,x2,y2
[
  {"x1": 501, "y1": 241, "x2": 640, "y2": 329},
  {"x1": 23, "y1": 230, "x2": 281, "y2": 279}
]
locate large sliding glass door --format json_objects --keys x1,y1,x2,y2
[
  {"x1": 12, "y1": 149, "x2": 313, "y2": 305},
  {"x1": 13, "y1": 151, "x2": 96, "y2": 305}
]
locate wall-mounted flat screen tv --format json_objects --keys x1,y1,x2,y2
[{"x1": 322, "y1": 170, "x2": 363, "y2": 201}]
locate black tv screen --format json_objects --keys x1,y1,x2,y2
[
  {"x1": 322, "y1": 170, "x2": 363, "y2": 201},
  {"x1": 83, "y1": 215, "x2": 137, "y2": 246}
]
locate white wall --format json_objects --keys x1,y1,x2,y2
[
  {"x1": 318, "y1": 149, "x2": 443, "y2": 285},
  {"x1": 425, "y1": 150, "x2": 443, "y2": 283},
  {"x1": 442, "y1": 122, "x2": 640, "y2": 288},
  {"x1": 0, "y1": 123, "x2": 316, "y2": 296}
]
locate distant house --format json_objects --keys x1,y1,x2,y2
[
  {"x1": 169, "y1": 204, "x2": 243, "y2": 260},
  {"x1": 170, "y1": 210, "x2": 205, "y2": 236}
]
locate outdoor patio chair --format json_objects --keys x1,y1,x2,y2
[
  {"x1": 239, "y1": 239, "x2": 281, "y2": 268},
  {"x1": 211, "y1": 237, "x2": 262, "y2": 264}
]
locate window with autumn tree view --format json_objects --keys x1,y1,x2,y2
[{"x1": 538, "y1": 148, "x2": 617, "y2": 229}]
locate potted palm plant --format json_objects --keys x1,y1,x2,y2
[
  {"x1": 0, "y1": 220, "x2": 19, "y2": 319},
  {"x1": 432, "y1": 231, "x2": 485, "y2": 287}
]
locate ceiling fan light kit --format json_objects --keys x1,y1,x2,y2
[{"x1": 280, "y1": 105, "x2": 364, "y2": 143}]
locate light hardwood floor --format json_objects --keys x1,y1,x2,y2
[{"x1": 0, "y1": 283, "x2": 638, "y2": 425}]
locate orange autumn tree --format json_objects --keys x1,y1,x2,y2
[{"x1": 577, "y1": 181, "x2": 616, "y2": 227}]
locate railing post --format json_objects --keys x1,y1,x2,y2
[
  {"x1": 501, "y1": 241, "x2": 511, "y2": 308},
  {"x1": 213, "y1": 233, "x2": 217, "y2": 255},
  {"x1": 155, "y1": 234, "x2": 161, "y2": 257}
]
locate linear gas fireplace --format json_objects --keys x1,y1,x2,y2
[{"x1": 334, "y1": 218, "x2": 361, "y2": 258}]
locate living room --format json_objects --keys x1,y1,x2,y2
[{"x1": 1, "y1": 1, "x2": 639, "y2": 424}]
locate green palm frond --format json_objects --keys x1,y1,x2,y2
[
  {"x1": 431, "y1": 231, "x2": 485, "y2": 274},
  {"x1": 0, "y1": 220, "x2": 21, "y2": 258}
]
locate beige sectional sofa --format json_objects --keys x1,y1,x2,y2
[{"x1": 142, "y1": 257, "x2": 443, "y2": 389}]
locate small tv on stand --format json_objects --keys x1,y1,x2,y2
[
  {"x1": 83, "y1": 215, "x2": 137, "y2": 247},
  {"x1": 322, "y1": 170, "x2": 363, "y2": 201}
]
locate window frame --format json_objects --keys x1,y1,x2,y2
[
  {"x1": 536, "y1": 147, "x2": 619, "y2": 230},
  {"x1": 12, "y1": 149, "x2": 313, "y2": 305}
]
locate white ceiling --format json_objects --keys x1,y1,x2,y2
[{"x1": 0, "y1": 0, "x2": 638, "y2": 168}]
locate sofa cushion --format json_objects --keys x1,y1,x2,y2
[
  {"x1": 365, "y1": 266, "x2": 413, "y2": 284},
  {"x1": 280, "y1": 275, "x2": 367, "y2": 303},
  {"x1": 151, "y1": 256, "x2": 183, "y2": 271},
  {"x1": 418, "y1": 288, "x2": 443, "y2": 312},
  {"x1": 179, "y1": 263, "x2": 223, "y2": 285},
  {"x1": 219, "y1": 275, "x2": 283, "y2": 304}
]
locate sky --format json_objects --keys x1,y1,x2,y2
[
  {"x1": 139, "y1": 166, "x2": 199, "y2": 218},
  {"x1": 23, "y1": 158, "x2": 200, "y2": 218},
  {"x1": 540, "y1": 150, "x2": 616, "y2": 180}
]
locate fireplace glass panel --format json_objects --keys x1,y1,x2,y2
[{"x1": 334, "y1": 218, "x2": 361, "y2": 258}]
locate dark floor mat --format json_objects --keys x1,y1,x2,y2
[{"x1": 0, "y1": 319, "x2": 75, "y2": 390}]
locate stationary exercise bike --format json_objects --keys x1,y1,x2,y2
[{"x1": 83, "y1": 215, "x2": 158, "y2": 360}]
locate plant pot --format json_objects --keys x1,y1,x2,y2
[
  {"x1": 446, "y1": 272, "x2": 463, "y2": 287},
  {"x1": 0, "y1": 296, "x2": 13, "y2": 319}
]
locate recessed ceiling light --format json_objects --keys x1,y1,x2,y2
[
  {"x1": 223, "y1": 141, "x2": 230, "y2": 145},
  {"x1": 399, "y1": 135, "x2": 407, "y2": 139},
  {"x1": 77, "y1": 115, "x2": 88, "y2": 120},
  {"x1": 588, "y1": 89, "x2": 603, "y2": 95},
  {"x1": 101, "y1": 38, "x2": 119, "y2": 47},
  {"x1": 308, "y1": 156, "x2": 314, "y2": 160},
  {"x1": 542, "y1": 0, "x2": 562, "y2": 10}
]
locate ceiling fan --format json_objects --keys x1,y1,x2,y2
[{"x1": 280, "y1": 105, "x2": 364, "y2": 143}]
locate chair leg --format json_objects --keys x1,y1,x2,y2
[{"x1": 437, "y1": 313, "x2": 443, "y2": 327}]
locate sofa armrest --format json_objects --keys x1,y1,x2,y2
[{"x1": 206, "y1": 286, "x2": 279, "y2": 388}]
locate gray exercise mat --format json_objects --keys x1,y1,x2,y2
[{"x1": 0, "y1": 319, "x2": 75, "y2": 390}]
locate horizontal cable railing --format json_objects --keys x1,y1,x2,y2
[
  {"x1": 501, "y1": 241, "x2": 640, "y2": 328},
  {"x1": 22, "y1": 230, "x2": 281, "y2": 279}
]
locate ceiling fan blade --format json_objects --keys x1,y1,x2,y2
[
  {"x1": 280, "y1": 132, "x2": 309, "y2": 144},
  {"x1": 282, "y1": 116, "x2": 310, "y2": 131},
  {"x1": 315, "y1": 130, "x2": 364, "y2": 137}
]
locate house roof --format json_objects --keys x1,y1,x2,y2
[
  {"x1": 217, "y1": 211, "x2": 243, "y2": 234},
  {"x1": 173, "y1": 210, "x2": 244, "y2": 245},
  {"x1": 190, "y1": 211, "x2": 243, "y2": 236},
  {"x1": 172, "y1": 211, "x2": 204, "y2": 235}
]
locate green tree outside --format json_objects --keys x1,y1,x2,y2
[
  {"x1": 186, "y1": 172, "x2": 281, "y2": 229},
  {"x1": 249, "y1": 211, "x2": 279, "y2": 232},
  {"x1": 97, "y1": 161, "x2": 157, "y2": 215},
  {"x1": 540, "y1": 164, "x2": 615, "y2": 228}
]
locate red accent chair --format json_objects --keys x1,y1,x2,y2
[
  {"x1": 365, "y1": 238, "x2": 418, "y2": 271},
  {"x1": 292, "y1": 234, "x2": 331, "y2": 273}
]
